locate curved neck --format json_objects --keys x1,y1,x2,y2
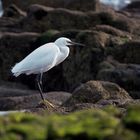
[
  {"x1": 55, "y1": 41, "x2": 64, "y2": 48},
  {"x1": 59, "y1": 45, "x2": 69, "y2": 53},
  {"x1": 59, "y1": 46, "x2": 70, "y2": 59},
  {"x1": 54, "y1": 41, "x2": 69, "y2": 55}
]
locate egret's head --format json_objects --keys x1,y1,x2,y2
[{"x1": 55, "y1": 37, "x2": 85, "y2": 47}]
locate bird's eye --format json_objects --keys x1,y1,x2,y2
[{"x1": 67, "y1": 41, "x2": 72, "y2": 44}]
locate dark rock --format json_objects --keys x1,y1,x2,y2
[
  {"x1": 61, "y1": 30, "x2": 109, "y2": 90},
  {"x1": 0, "y1": 91, "x2": 71, "y2": 110},
  {"x1": 2, "y1": 0, "x2": 100, "y2": 12},
  {"x1": 94, "y1": 25, "x2": 131, "y2": 37},
  {"x1": 60, "y1": 0, "x2": 100, "y2": 12},
  {"x1": 97, "y1": 99, "x2": 132, "y2": 107},
  {"x1": 0, "y1": 28, "x2": 138, "y2": 93},
  {"x1": 0, "y1": 32, "x2": 40, "y2": 81},
  {"x1": 129, "y1": 91, "x2": 140, "y2": 99},
  {"x1": 13, "y1": 5, "x2": 137, "y2": 33},
  {"x1": 126, "y1": 1, "x2": 140, "y2": 9},
  {"x1": 0, "y1": 81, "x2": 32, "y2": 97},
  {"x1": 0, "y1": 17, "x2": 20, "y2": 32},
  {"x1": 108, "y1": 35, "x2": 132, "y2": 47},
  {"x1": 97, "y1": 11, "x2": 136, "y2": 32},
  {"x1": 20, "y1": 5, "x2": 91, "y2": 32},
  {"x1": 124, "y1": 1, "x2": 140, "y2": 16},
  {"x1": 109, "y1": 41, "x2": 140, "y2": 64},
  {"x1": 64, "y1": 80, "x2": 131, "y2": 107},
  {"x1": 0, "y1": 2, "x2": 139, "y2": 100},
  {"x1": 3, "y1": 4, "x2": 26, "y2": 18},
  {"x1": 66, "y1": 103, "x2": 103, "y2": 112},
  {"x1": 97, "y1": 58, "x2": 140, "y2": 98},
  {"x1": 77, "y1": 30, "x2": 110, "y2": 48},
  {"x1": 4, "y1": 29, "x2": 136, "y2": 92}
]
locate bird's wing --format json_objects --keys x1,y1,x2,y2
[{"x1": 12, "y1": 43, "x2": 59, "y2": 75}]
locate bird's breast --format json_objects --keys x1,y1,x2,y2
[{"x1": 55, "y1": 47, "x2": 70, "y2": 66}]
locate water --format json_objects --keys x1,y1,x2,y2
[
  {"x1": 0, "y1": 110, "x2": 26, "y2": 116},
  {"x1": 0, "y1": 0, "x2": 3, "y2": 17},
  {"x1": 0, "y1": 111, "x2": 11, "y2": 115},
  {"x1": 100, "y1": 0, "x2": 131, "y2": 10}
]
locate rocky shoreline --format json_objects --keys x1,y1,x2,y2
[
  {"x1": 0, "y1": 1, "x2": 140, "y2": 114},
  {"x1": 0, "y1": 0, "x2": 139, "y2": 139}
]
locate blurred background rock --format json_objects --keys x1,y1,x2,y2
[{"x1": 0, "y1": 0, "x2": 139, "y2": 111}]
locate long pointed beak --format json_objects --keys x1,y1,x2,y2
[{"x1": 70, "y1": 41, "x2": 85, "y2": 47}]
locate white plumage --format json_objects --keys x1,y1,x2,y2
[{"x1": 11, "y1": 37, "x2": 70, "y2": 76}]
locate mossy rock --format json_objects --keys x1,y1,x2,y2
[
  {"x1": 0, "y1": 106, "x2": 139, "y2": 140},
  {"x1": 64, "y1": 80, "x2": 131, "y2": 107},
  {"x1": 47, "y1": 109, "x2": 120, "y2": 140},
  {"x1": 0, "y1": 113, "x2": 47, "y2": 140},
  {"x1": 0, "y1": 109, "x2": 119, "y2": 140},
  {"x1": 123, "y1": 105, "x2": 140, "y2": 133},
  {"x1": 36, "y1": 29, "x2": 60, "y2": 45}
]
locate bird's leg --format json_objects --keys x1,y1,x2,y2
[
  {"x1": 36, "y1": 74, "x2": 45, "y2": 101},
  {"x1": 36, "y1": 73, "x2": 55, "y2": 108},
  {"x1": 39, "y1": 73, "x2": 43, "y2": 89}
]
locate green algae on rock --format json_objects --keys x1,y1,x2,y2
[
  {"x1": 0, "y1": 113, "x2": 47, "y2": 140},
  {"x1": 123, "y1": 105, "x2": 140, "y2": 133},
  {"x1": 0, "y1": 106, "x2": 139, "y2": 140},
  {"x1": 64, "y1": 80, "x2": 131, "y2": 107}
]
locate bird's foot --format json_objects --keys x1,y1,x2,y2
[
  {"x1": 38, "y1": 99, "x2": 57, "y2": 111},
  {"x1": 44, "y1": 99, "x2": 55, "y2": 108}
]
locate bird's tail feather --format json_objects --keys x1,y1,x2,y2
[{"x1": 11, "y1": 63, "x2": 22, "y2": 77}]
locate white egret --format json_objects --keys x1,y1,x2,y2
[{"x1": 11, "y1": 37, "x2": 84, "y2": 108}]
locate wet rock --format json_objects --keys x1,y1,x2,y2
[
  {"x1": 97, "y1": 58, "x2": 140, "y2": 98},
  {"x1": 64, "y1": 80, "x2": 131, "y2": 107}
]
